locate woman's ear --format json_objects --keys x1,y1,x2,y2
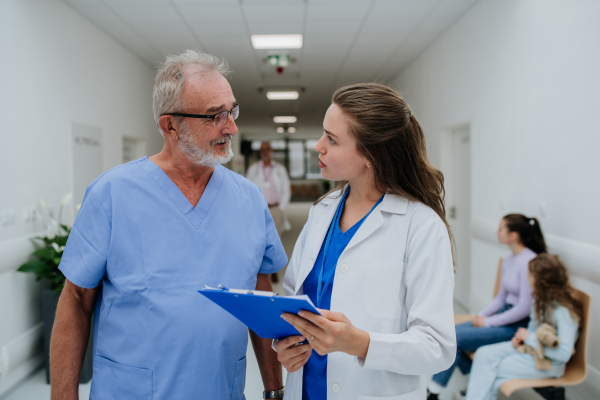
[{"x1": 508, "y1": 230, "x2": 520, "y2": 244}]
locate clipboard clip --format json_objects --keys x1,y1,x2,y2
[{"x1": 207, "y1": 284, "x2": 279, "y2": 297}]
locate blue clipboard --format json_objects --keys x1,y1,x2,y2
[{"x1": 198, "y1": 286, "x2": 321, "y2": 339}]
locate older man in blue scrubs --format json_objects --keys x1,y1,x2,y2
[{"x1": 50, "y1": 51, "x2": 288, "y2": 400}]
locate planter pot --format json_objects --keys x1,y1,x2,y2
[{"x1": 42, "y1": 288, "x2": 93, "y2": 384}]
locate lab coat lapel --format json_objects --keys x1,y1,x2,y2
[
  {"x1": 293, "y1": 193, "x2": 342, "y2": 294},
  {"x1": 344, "y1": 194, "x2": 408, "y2": 253},
  {"x1": 344, "y1": 208, "x2": 385, "y2": 253}
]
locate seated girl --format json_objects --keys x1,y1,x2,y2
[
  {"x1": 428, "y1": 214, "x2": 547, "y2": 400},
  {"x1": 465, "y1": 253, "x2": 583, "y2": 400}
]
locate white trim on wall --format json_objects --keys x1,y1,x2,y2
[
  {"x1": 0, "y1": 234, "x2": 43, "y2": 275},
  {"x1": 0, "y1": 323, "x2": 43, "y2": 377},
  {"x1": 471, "y1": 216, "x2": 600, "y2": 284}
]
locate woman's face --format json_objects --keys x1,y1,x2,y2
[
  {"x1": 315, "y1": 103, "x2": 370, "y2": 182},
  {"x1": 497, "y1": 219, "x2": 514, "y2": 245}
]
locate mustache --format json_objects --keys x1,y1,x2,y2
[{"x1": 210, "y1": 134, "x2": 232, "y2": 147}]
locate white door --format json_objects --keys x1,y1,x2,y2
[
  {"x1": 72, "y1": 123, "x2": 103, "y2": 220},
  {"x1": 449, "y1": 126, "x2": 471, "y2": 310}
]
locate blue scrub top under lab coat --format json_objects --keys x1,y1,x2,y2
[
  {"x1": 302, "y1": 189, "x2": 384, "y2": 400},
  {"x1": 59, "y1": 157, "x2": 287, "y2": 400}
]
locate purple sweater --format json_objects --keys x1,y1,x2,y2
[{"x1": 478, "y1": 247, "x2": 536, "y2": 327}]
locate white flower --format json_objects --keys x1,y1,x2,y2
[
  {"x1": 45, "y1": 220, "x2": 58, "y2": 239},
  {"x1": 60, "y1": 193, "x2": 73, "y2": 208},
  {"x1": 39, "y1": 198, "x2": 51, "y2": 211},
  {"x1": 51, "y1": 243, "x2": 60, "y2": 252}
]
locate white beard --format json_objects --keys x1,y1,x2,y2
[{"x1": 178, "y1": 125, "x2": 233, "y2": 167}]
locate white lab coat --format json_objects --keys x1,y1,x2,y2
[
  {"x1": 246, "y1": 161, "x2": 292, "y2": 231},
  {"x1": 282, "y1": 188, "x2": 456, "y2": 400}
]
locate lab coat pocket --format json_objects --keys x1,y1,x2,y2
[
  {"x1": 364, "y1": 260, "x2": 403, "y2": 320},
  {"x1": 357, "y1": 389, "x2": 420, "y2": 400},
  {"x1": 93, "y1": 355, "x2": 153, "y2": 399},
  {"x1": 230, "y1": 356, "x2": 247, "y2": 400}
]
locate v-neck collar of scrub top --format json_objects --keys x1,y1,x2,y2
[
  {"x1": 305, "y1": 185, "x2": 409, "y2": 264},
  {"x1": 319, "y1": 184, "x2": 409, "y2": 215},
  {"x1": 139, "y1": 157, "x2": 225, "y2": 230}
]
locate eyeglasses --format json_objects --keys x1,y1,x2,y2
[{"x1": 164, "y1": 105, "x2": 239, "y2": 127}]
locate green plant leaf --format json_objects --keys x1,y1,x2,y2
[
  {"x1": 17, "y1": 260, "x2": 52, "y2": 274},
  {"x1": 32, "y1": 247, "x2": 57, "y2": 261}
]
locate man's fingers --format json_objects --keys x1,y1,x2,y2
[
  {"x1": 281, "y1": 335, "x2": 305, "y2": 348},
  {"x1": 275, "y1": 335, "x2": 304, "y2": 352},
  {"x1": 288, "y1": 350, "x2": 312, "y2": 372}
]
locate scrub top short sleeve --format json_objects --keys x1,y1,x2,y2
[
  {"x1": 59, "y1": 183, "x2": 111, "y2": 289},
  {"x1": 259, "y1": 203, "x2": 286, "y2": 274}
]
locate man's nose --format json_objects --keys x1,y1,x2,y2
[{"x1": 223, "y1": 113, "x2": 238, "y2": 135}]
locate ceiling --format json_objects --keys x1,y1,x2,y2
[{"x1": 63, "y1": 0, "x2": 479, "y2": 137}]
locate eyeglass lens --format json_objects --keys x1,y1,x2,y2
[{"x1": 214, "y1": 105, "x2": 240, "y2": 127}]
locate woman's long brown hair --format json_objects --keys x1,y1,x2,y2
[
  {"x1": 529, "y1": 254, "x2": 583, "y2": 326},
  {"x1": 316, "y1": 83, "x2": 455, "y2": 264}
]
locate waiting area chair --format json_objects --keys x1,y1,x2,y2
[
  {"x1": 498, "y1": 288, "x2": 591, "y2": 400},
  {"x1": 453, "y1": 258, "x2": 592, "y2": 400}
]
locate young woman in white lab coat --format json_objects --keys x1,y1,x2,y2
[{"x1": 275, "y1": 83, "x2": 457, "y2": 400}]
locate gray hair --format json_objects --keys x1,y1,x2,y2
[{"x1": 152, "y1": 50, "x2": 231, "y2": 137}]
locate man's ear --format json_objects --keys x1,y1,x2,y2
[{"x1": 158, "y1": 115, "x2": 180, "y2": 140}]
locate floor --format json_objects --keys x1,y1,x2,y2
[{"x1": 0, "y1": 202, "x2": 543, "y2": 400}]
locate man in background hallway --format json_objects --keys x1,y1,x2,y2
[{"x1": 247, "y1": 141, "x2": 291, "y2": 283}]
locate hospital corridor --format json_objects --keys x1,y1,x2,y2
[{"x1": 1, "y1": 0, "x2": 599, "y2": 399}]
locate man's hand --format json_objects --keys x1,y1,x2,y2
[
  {"x1": 512, "y1": 337, "x2": 522, "y2": 348},
  {"x1": 51, "y1": 279, "x2": 98, "y2": 400},
  {"x1": 274, "y1": 336, "x2": 312, "y2": 373},
  {"x1": 282, "y1": 309, "x2": 370, "y2": 358},
  {"x1": 472, "y1": 316, "x2": 486, "y2": 327}
]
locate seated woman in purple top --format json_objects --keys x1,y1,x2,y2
[{"x1": 427, "y1": 214, "x2": 547, "y2": 400}]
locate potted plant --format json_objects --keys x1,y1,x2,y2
[{"x1": 17, "y1": 194, "x2": 93, "y2": 384}]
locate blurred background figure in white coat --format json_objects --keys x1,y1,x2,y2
[{"x1": 247, "y1": 141, "x2": 291, "y2": 282}]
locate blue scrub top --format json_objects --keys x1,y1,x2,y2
[
  {"x1": 302, "y1": 189, "x2": 384, "y2": 400},
  {"x1": 59, "y1": 157, "x2": 287, "y2": 400}
]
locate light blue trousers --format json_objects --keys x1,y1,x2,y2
[{"x1": 465, "y1": 341, "x2": 565, "y2": 400}]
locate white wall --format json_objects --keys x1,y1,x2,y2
[
  {"x1": 392, "y1": 0, "x2": 600, "y2": 398},
  {"x1": 0, "y1": 0, "x2": 161, "y2": 394}
]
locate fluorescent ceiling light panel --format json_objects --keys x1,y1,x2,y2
[
  {"x1": 267, "y1": 91, "x2": 299, "y2": 100},
  {"x1": 251, "y1": 34, "x2": 303, "y2": 49},
  {"x1": 274, "y1": 116, "x2": 297, "y2": 123}
]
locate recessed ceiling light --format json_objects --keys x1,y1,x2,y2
[
  {"x1": 267, "y1": 91, "x2": 299, "y2": 100},
  {"x1": 288, "y1": 127, "x2": 297, "y2": 133},
  {"x1": 273, "y1": 116, "x2": 297, "y2": 123},
  {"x1": 251, "y1": 34, "x2": 303, "y2": 49},
  {"x1": 276, "y1": 127, "x2": 285, "y2": 134}
]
